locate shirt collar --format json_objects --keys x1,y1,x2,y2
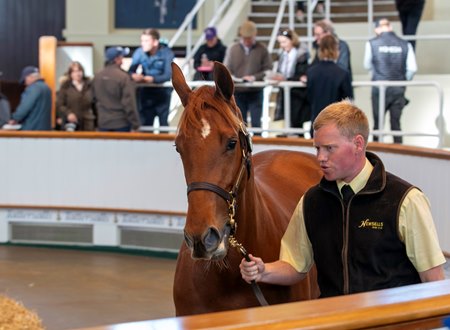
[{"x1": 337, "y1": 158, "x2": 373, "y2": 195}]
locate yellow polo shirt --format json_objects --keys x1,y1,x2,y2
[{"x1": 280, "y1": 158, "x2": 445, "y2": 274}]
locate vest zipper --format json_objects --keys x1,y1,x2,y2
[{"x1": 342, "y1": 200, "x2": 350, "y2": 294}]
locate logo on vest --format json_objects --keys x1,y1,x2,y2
[
  {"x1": 378, "y1": 46, "x2": 403, "y2": 54},
  {"x1": 358, "y1": 219, "x2": 383, "y2": 230}
]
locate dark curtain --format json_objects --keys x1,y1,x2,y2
[{"x1": 0, "y1": 0, "x2": 65, "y2": 81}]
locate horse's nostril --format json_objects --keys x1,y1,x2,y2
[
  {"x1": 184, "y1": 231, "x2": 194, "y2": 249},
  {"x1": 204, "y1": 227, "x2": 220, "y2": 252}
]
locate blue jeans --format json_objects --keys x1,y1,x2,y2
[
  {"x1": 137, "y1": 87, "x2": 172, "y2": 127},
  {"x1": 234, "y1": 90, "x2": 263, "y2": 131}
]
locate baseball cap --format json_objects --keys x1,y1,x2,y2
[
  {"x1": 204, "y1": 27, "x2": 217, "y2": 40},
  {"x1": 239, "y1": 21, "x2": 257, "y2": 38},
  {"x1": 105, "y1": 46, "x2": 130, "y2": 62},
  {"x1": 19, "y1": 66, "x2": 39, "y2": 84}
]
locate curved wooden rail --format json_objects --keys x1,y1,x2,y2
[
  {"x1": 0, "y1": 131, "x2": 449, "y2": 160},
  {"x1": 75, "y1": 280, "x2": 450, "y2": 330}
]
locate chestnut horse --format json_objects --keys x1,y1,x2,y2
[{"x1": 172, "y1": 62, "x2": 322, "y2": 316}]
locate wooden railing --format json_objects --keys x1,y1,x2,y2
[{"x1": 74, "y1": 279, "x2": 450, "y2": 330}]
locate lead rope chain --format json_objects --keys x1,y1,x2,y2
[{"x1": 227, "y1": 195, "x2": 269, "y2": 306}]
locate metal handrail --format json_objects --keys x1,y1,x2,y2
[
  {"x1": 135, "y1": 79, "x2": 445, "y2": 147},
  {"x1": 168, "y1": 0, "x2": 233, "y2": 75}
]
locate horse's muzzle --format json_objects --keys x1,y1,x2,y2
[{"x1": 184, "y1": 226, "x2": 229, "y2": 260}]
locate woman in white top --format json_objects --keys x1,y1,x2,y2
[{"x1": 272, "y1": 29, "x2": 310, "y2": 136}]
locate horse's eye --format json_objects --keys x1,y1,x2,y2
[
  {"x1": 226, "y1": 140, "x2": 238, "y2": 151},
  {"x1": 173, "y1": 143, "x2": 180, "y2": 153}
]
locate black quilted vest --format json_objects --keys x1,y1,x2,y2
[{"x1": 303, "y1": 152, "x2": 421, "y2": 297}]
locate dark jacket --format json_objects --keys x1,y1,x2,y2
[
  {"x1": 306, "y1": 60, "x2": 353, "y2": 124},
  {"x1": 93, "y1": 63, "x2": 140, "y2": 130},
  {"x1": 193, "y1": 39, "x2": 227, "y2": 80},
  {"x1": 369, "y1": 31, "x2": 409, "y2": 81},
  {"x1": 56, "y1": 78, "x2": 94, "y2": 130},
  {"x1": 303, "y1": 152, "x2": 421, "y2": 298},
  {"x1": 12, "y1": 79, "x2": 51, "y2": 130}
]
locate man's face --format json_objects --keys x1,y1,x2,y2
[
  {"x1": 313, "y1": 26, "x2": 327, "y2": 44},
  {"x1": 241, "y1": 36, "x2": 255, "y2": 48},
  {"x1": 313, "y1": 123, "x2": 360, "y2": 182},
  {"x1": 141, "y1": 34, "x2": 157, "y2": 53}
]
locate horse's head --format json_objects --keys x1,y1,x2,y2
[{"x1": 172, "y1": 62, "x2": 252, "y2": 261}]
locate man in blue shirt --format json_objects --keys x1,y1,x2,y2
[
  {"x1": 9, "y1": 66, "x2": 51, "y2": 130},
  {"x1": 128, "y1": 28, "x2": 174, "y2": 130}
]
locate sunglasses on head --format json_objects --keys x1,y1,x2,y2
[{"x1": 278, "y1": 29, "x2": 292, "y2": 39}]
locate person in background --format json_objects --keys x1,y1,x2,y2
[
  {"x1": 296, "y1": 1, "x2": 325, "y2": 22},
  {"x1": 9, "y1": 66, "x2": 51, "y2": 130},
  {"x1": 128, "y1": 28, "x2": 174, "y2": 129},
  {"x1": 311, "y1": 19, "x2": 353, "y2": 85},
  {"x1": 364, "y1": 18, "x2": 417, "y2": 144},
  {"x1": 272, "y1": 28, "x2": 310, "y2": 136},
  {"x1": 307, "y1": 34, "x2": 353, "y2": 136},
  {"x1": 92, "y1": 47, "x2": 140, "y2": 132},
  {"x1": 193, "y1": 27, "x2": 227, "y2": 81},
  {"x1": 223, "y1": 20, "x2": 272, "y2": 132},
  {"x1": 0, "y1": 93, "x2": 11, "y2": 127},
  {"x1": 56, "y1": 61, "x2": 95, "y2": 131},
  {"x1": 395, "y1": 0, "x2": 426, "y2": 50},
  {"x1": 240, "y1": 100, "x2": 446, "y2": 297}
]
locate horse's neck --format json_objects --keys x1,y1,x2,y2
[{"x1": 235, "y1": 179, "x2": 267, "y2": 251}]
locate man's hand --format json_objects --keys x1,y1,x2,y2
[{"x1": 239, "y1": 254, "x2": 265, "y2": 283}]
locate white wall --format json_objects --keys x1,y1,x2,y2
[{"x1": 0, "y1": 136, "x2": 449, "y2": 252}]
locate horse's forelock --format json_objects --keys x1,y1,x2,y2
[{"x1": 178, "y1": 86, "x2": 241, "y2": 137}]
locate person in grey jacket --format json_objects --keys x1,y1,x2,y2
[
  {"x1": 92, "y1": 46, "x2": 140, "y2": 132},
  {"x1": 223, "y1": 20, "x2": 272, "y2": 131},
  {"x1": 9, "y1": 66, "x2": 51, "y2": 130}
]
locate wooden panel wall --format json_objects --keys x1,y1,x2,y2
[{"x1": 0, "y1": 0, "x2": 65, "y2": 81}]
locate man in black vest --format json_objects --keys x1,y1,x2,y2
[
  {"x1": 364, "y1": 18, "x2": 417, "y2": 144},
  {"x1": 240, "y1": 100, "x2": 445, "y2": 298}
]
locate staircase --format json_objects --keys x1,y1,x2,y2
[{"x1": 249, "y1": 0, "x2": 398, "y2": 46}]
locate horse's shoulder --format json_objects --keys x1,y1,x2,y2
[
  {"x1": 253, "y1": 149, "x2": 319, "y2": 172},
  {"x1": 252, "y1": 149, "x2": 322, "y2": 198}
]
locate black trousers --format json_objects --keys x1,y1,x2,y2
[{"x1": 371, "y1": 86, "x2": 407, "y2": 144}]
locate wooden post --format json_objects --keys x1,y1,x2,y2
[{"x1": 39, "y1": 36, "x2": 57, "y2": 128}]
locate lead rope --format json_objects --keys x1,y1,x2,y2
[{"x1": 227, "y1": 195, "x2": 269, "y2": 306}]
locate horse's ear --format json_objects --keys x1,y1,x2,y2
[
  {"x1": 213, "y1": 62, "x2": 234, "y2": 102},
  {"x1": 171, "y1": 62, "x2": 191, "y2": 107}
]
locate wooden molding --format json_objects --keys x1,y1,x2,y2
[{"x1": 39, "y1": 36, "x2": 58, "y2": 128}]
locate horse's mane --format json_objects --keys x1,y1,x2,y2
[{"x1": 177, "y1": 85, "x2": 242, "y2": 136}]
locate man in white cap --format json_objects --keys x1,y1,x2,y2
[
  {"x1": 9, "y1": 66, "x2": 51, "y2": 130},
  {"x1": 92, "y1": 46, "x2": 140, "y2": 132},
  {"x1": 224, "y1": 20, "x2": 272, "y2": 133}
]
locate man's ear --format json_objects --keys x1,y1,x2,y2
[{"x1": 354, "y1": 134, "x2": 365, "y2": 153}]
